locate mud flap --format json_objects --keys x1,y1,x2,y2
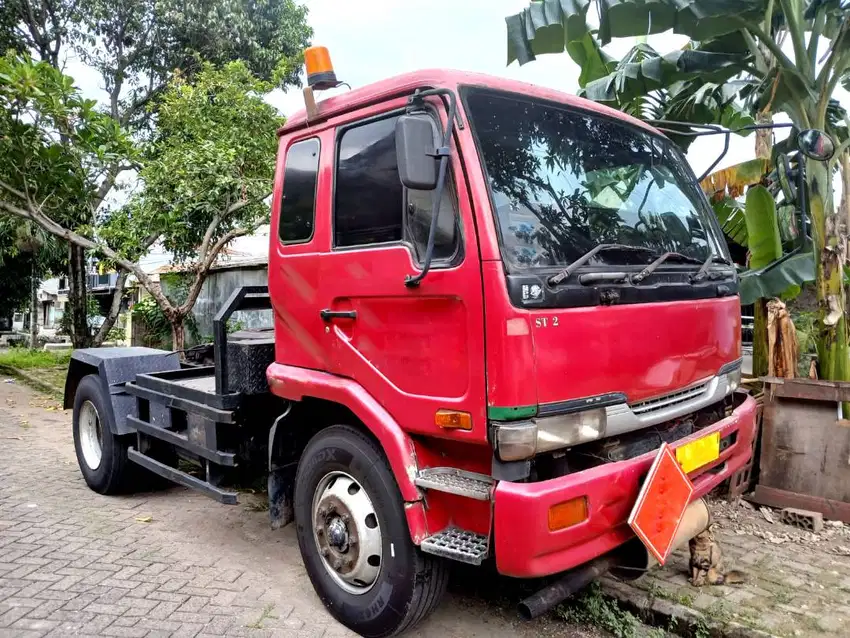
[
  {"x1": 268, "y1": 408, "x2": 297, "y2": 529},
  {"x1": 269, "y1": 462, "x2": 297, "y2": 529}
]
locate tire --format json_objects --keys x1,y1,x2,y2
[
  {"x1": 294, "y1": 425, "x2": 449, "y2": 637},
  {"x1": 72, "y1": 375, "x2": 133, "y2": 494}
]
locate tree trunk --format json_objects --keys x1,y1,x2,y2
[
  {"x1": 809, "y1": 160, "x2": 849, "y2": 381},
  {"x1": 752, "y1": 300, "x2": 769, "y2": 377},
  {"x1": 67, "y1": 245, "x2": 91, "y2": 348},
  {"x1": 92, "y1": 270, "x2": 127, "y2": 346},
  {"x1": 29, "y1": 260, "x2": 39, "y2": 349},
  {"x1": 751, "y1": 110, "x2": 773, "y2": 378},
  {"x1": 840, "y1": 152, "x2": 850, "y2": 237},
  {"x1": 170, "y1": 317, "x2": 186, "y2": 354},
  {"x1": 754, "y1": 111, "x2": 773, "y2": 161}
]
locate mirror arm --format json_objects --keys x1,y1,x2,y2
[
  {"x1": 798, "y1": 155, "x2": 811, "y2": 251},
  {"x1": 697, "y1": 131, "x2": 731, "y2": 182},
  {"x1": 404, "y1": 89, "x2": 458, "y2": 287}
]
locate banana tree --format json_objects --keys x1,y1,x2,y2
[{"x1": 507, "y1": 0, "x2": 850, "y2": 381}]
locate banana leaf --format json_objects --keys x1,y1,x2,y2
[
  {"x1": 506, "y1": 0, "x2": 592, "y2": 65},
  {"x1": 711, "y1": 196, "x2": 747, "y2": 247},
  {"x1": 583, "y1": 45, "x2": 747, "y2": 103},
  {"x1": 700, "y1": 158, "x2": 770, "y2": 197},
  {"x1": 739, "y1": 252, "x2": 815, "y2": 305},
  {"x1": 567, "y1": 32, "x2": 617, "y2": 87},
  {"x1": 506, "y1": 0, "x2": 766, "y2": 62},
  {"x1": 745, "y1": 185, "x2": 782, "y2": 270},
  {"x1": 736, "y1": 186, "x2": 814, "y2": 304}
]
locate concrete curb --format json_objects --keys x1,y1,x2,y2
[
  {"x1": 0, "y1": 364, "x2": 63, "y2": 397},
  {"x1": 600, "y1": 578, "x2": 779, "y2": 638}
]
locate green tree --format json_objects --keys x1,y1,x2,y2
[
  {"x1": 507, "y1": 0, "x2": 850, "y2": 381},
  {"x1": 1, "y1": 60, "x2": 281, "y2": 353},
  {"x1": 0, "y1": 54, "x2": 136, "y2": 345},
  {"x1": 1, "y1": 0, "x2": 311, "y2": 346},
  {"x1": 101, "y1": 62, "x2": 282, "y2": 351}
]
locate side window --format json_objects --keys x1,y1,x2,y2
[
  {"x1": 279, "y1": 138, "x2": 319, "y2": 244},
  {"x1": 335, "y1": 117, "x2": 403, "y2": 246},
  {"x1": 334, "y1": 114, "x2": 460, "y2": 261}
]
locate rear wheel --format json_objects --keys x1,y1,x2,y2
[
  {"x1": 73, "y1": 375, "x2": 133, "y2": 494},
  {"x1": 294, "y1": 425, "x2": 448, "y2": 637}
]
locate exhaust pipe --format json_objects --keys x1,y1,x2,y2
[
  {"x1": 518, "y1": 551, "x2": 620, "y2": 620},
  {"x1": 518, "y1": 498, "x2": 711, "y2": 619}
]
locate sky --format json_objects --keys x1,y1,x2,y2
[
  {"x1": 66, "y1": 0, "x2": 849, "y2": 215},
  {"x1": 262, "y1": 0, "x2": 845, "y2": 177}
]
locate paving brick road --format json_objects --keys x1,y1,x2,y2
[{"x1": 0, "y1": 380, "x2": 602, "y2": 638}]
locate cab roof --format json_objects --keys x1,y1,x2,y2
[{"x1": 277, "y1": 68, "x2": 658, "y2": 136}]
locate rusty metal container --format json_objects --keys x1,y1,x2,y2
[{"x1": 750, "y1": 377, "x2": 850, "y2": 523}]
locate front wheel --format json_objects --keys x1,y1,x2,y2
[
  {"x1": 72, "y1": 375, "x2": 133, "y2": 494},
  {"x1": 294, "y1": 425, "x2": 448, "y2": 637}
]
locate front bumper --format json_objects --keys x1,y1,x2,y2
[{"x1": 493, "y1": 394, "x2": 757, "y2": 578}]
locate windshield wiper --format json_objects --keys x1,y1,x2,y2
[
  {"x1": 548, "y1": 244, "x2": 659, "y2": 286},
  {"x1": 630, "y1": 252, "x2": 704, "y2": 284},
  {"x1": 689, "y1": 254, "x2": 733, "y2": 283}
]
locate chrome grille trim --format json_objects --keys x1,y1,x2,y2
[
  {"x1": 631, "y1": 381, "x2": 711, "y2": 415},
  {"x1": 604, "y1": 374, "x2": 729, "y2": 438}
]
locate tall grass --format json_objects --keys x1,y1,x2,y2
[{"x1": 0, "y1": 348, "x2": 72, "y2": 369}]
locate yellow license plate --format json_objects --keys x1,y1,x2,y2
[{"x1": 676, "y1": 432, "x2": 720, "y2": 473}]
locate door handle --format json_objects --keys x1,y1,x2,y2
[{"x1": 320, "y1": 309, "x2": 357, "y2": 321}]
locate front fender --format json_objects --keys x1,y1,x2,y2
[{"x1": 266, "y1": 362, "x2": 422, "y2": 503}]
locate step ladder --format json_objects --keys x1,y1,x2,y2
[
  {"x1": 415, "y1": 468, "x2": 493, "y2": 565},
  {"x1": 414, "y1": 467, "x2": 493, "y2": 500}
]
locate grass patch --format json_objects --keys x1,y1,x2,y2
[
  {"x1": 645, "y1": 581, "x2": 694, "y2": 607},
  {"x1": 0, "y1": 348, "x2": 70, "y2": 397},
  {"x1": 245, "y1": 603, "x2": 278, "y2": 629},
  {"x1": 557, "y1": 583, "x2": 640, "y2": 638},
  {"x1": 0, "y1": 348, "x2": 71, "y2": 369}
]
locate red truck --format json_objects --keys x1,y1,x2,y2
[{"x1": 66, "y1": 50, "x2": 757, "y2": 637}]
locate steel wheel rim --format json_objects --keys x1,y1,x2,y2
[
  {"x1": 79, "y1": 400, "x2": 103, "y2": 470},
  {"x1": 312, "y1": 471, "x2": 382, "y2": 595}
]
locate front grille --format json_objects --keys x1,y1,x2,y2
[{"x1": 630, "y1": 381, "x2": 710, "y2": 415}]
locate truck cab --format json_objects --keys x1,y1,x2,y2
[{"x1": 67, "y1": 64, "x2": 756, "y2": 638}]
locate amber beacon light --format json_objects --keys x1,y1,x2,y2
[{"x1": 305, "y1": 46, "x2": 338, "y2": 90}]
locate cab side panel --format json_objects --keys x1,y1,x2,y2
[{"x1": 269, "y1": 129, "x2": 335, "y2": 372}]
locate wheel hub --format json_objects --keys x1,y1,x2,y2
[
  {"x1": 79, "y1": 400, "x2": 103, "y2": 471},
  {"x1": 312, "y1": 472, "x2": 382, "y2": 595},
  {"x1": 327, "y1": 516, "x2": 348, "y2": 550}
]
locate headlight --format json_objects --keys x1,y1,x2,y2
[
  {"x1": 494, "y1": 408, "x2": 606, "y2": 461},
  {"x1": 718, "y1": 359, "x2": 743, "y2": 395},
  {"x1": 723, "y1": 364, "x2": 742, "y2": 394},
  {"x1": 536, "y1": 409, "x2": 606, "y2": 453}
]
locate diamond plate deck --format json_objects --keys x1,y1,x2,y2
[
  {"x1": 420, "y1": 527, "x2": 489, "y2": 565},
  {"x1": 414, "y1": 467, "x2": 493, "y2": 500}
]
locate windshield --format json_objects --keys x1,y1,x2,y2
[{"x1": 464, "y1": 88, "x2": 726, "y2": 271}]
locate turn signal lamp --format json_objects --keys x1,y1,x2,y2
[
  {"x1": 435, "y1": 410, "x2": 472, "y2": 431},
  {"x1": 305, "y1": 46, "x2": 338, "y2": 90},
  {"x1": 548, "y1": 497, "x2": 588, "y2": 531}
]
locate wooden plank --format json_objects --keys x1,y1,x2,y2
[
  {"x1": 757, "y1": 391, "x2": 850, "y2": 508},
  {"x1": 750, "y1": 485, "x2": 850, "y2": 524},
  {"x1": 760, "y1": 376, "x2": 850, "y2": 402}
]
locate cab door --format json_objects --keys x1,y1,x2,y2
[{"x1": 317, "y1": 102, "x2": 487, "y2": 441}]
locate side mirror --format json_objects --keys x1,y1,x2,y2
[
  {"x1": 797, "y1": 129, "x2": 835, "y2": 161},
  {"x1": 395, "y1": 114, "x2": 438, "y2": 190}
]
